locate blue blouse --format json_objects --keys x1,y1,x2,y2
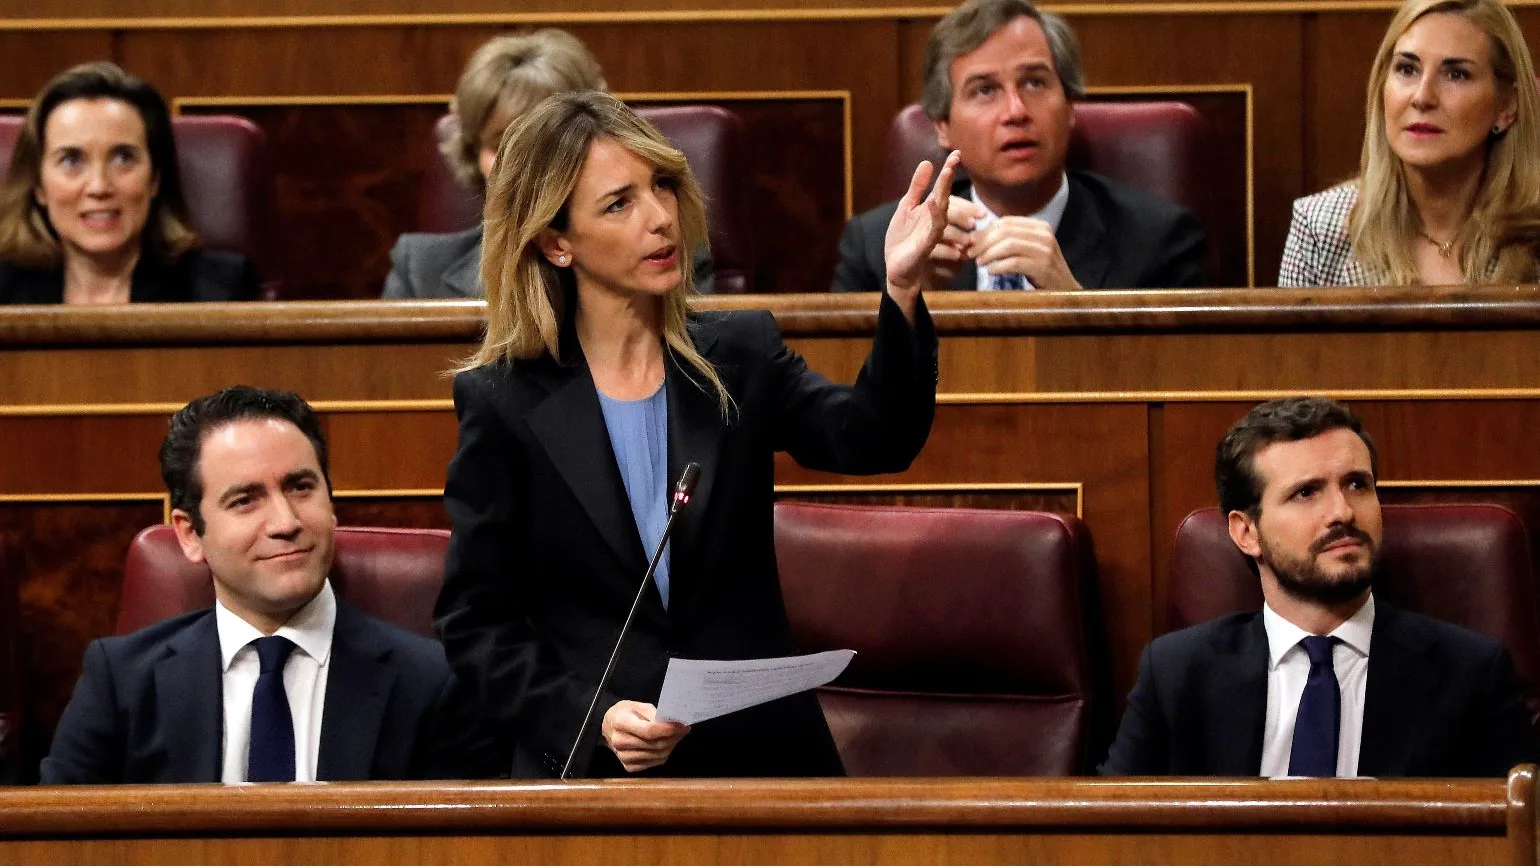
[{"x1": 597, "y1": 384, "x2": 672, "y2": 607}]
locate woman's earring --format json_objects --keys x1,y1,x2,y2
[
  {"x1": 556, "y1": 255, "x2": 569, "y2": 266},
  {"x1": 1492, "y1": 124, "x2": 1509, "y2": 138}
]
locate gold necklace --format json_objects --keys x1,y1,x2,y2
[{"x1": 1419, "y1": 230, "x2": 1457, "y2": 259}]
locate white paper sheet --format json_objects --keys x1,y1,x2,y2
[{"x1": 654, "y1": 649, "x2": 855, "y2": 726}]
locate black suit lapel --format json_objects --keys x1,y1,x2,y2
[
  {"x1": 1055, "y1": 174, "x2": 1110, "y2": 290},
  {"x1": 1359, "y1": 604, "x2": 1434, "y2": 776},
  {"x1": 154, "y1": 615, "x2": 223, "y2": 782},
  {"x1": 1204, "y1": 616, "x2": 1269, "y2": 774},
  {"x1": 526, "y1": 358, "x2": 649, "y2": 578},
  {"x1": 664, "y1": 322, "x2": 725, "y2": 622},
  {"x1": 317, "y1": 604, "x2": 393, "y2": 781}
]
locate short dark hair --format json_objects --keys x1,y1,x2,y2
[
  {"x1": 0, "y1": 61, "x2": 197, "y2": 268},
  {"x1": 1215, "y1": 397, "x2": 1379, "y2": 518},
  {"x1": 921, "y1": 0, "x2": 1086, "y2": 122},
  {"x1": 160, "y1": 386, "x2": 330, "y2": 534}
]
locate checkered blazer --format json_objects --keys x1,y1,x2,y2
[{"x1": 1278, "y1": 184, "x2": 1371, "y2": 287}]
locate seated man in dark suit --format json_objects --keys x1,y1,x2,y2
[
  {"x1": 1102, "y1": 396, "x2": 1537, "y2": 777},
  {"x1": 833, "y1": 0, "x2": 1205, "y2": 292},
  {"x1": 42, "y1": 386, "x2": 465, "y2": 783}
]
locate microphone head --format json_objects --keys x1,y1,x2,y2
[{"x1": 672, "y1": 462, "x2": 701, "y2": 511}]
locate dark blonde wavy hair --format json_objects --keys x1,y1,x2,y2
[{"x1": 461, "y1": 91, "x2": 731, "y2": 419}]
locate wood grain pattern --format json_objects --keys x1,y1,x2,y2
[
  {"x1": 0, "y1": 775, "x2": 1530, "y2": 866},
  {"x1": 0, "y1": 501, "x2": 164, "y2": 785}
]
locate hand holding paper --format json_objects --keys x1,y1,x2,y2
[{"x1": 654, "y1": 649, "x2": 855, "y2": 726}]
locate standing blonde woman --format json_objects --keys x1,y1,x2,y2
[
  {"x1": 1279, "y1": 0, "x2": 1540, "y2": 286},
  {"x1": 435, "y1": 91, "x2": 958, "y2": 777}
]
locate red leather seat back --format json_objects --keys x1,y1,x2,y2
[
  {"x1": 881, "y1": 101, "x2": 1216, "y2": 279},
  {"x1": 0, "y1": 114, "x2": 278, "y2": 295},
  {"x1": 775, "y1": 502, "x2": 1100, "y2": 775},
  {"x1": 1170, "y1": 504, "x2": 1540, "y2": 721},
  {"x1": 119, "y1": 525, "x2": 448, "y2": 637},
  {"x1": 416, "y1": 105, "x2": 755, "y2": 293}
]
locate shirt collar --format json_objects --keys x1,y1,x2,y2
[
  {"x1": 970, "y1": 172, "x2": 1071, "y2": 233},
  {"x1": 216, "y1": 580, "x2": 337, "y2": 672},
  {"x1": 1262, "y1": 592, "x2": 1375, "y2": 670}
]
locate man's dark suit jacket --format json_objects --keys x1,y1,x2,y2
[
  {"x1": 436, "y1": 291, "x2": 937, "y2": 778},
  {"x1": 831, "y1": 171, "x2": 1206, "y2": 292},
  {"x1": 40, "y1": 600, "x2": 463, "y2": 784},
  {"x1": 1099, "y1": 601, "x2": 1539, "y2": 776},
  {"x1": 0, "y1": 248, "x2": 260, "y2": 304}
]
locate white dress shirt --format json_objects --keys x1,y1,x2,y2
[
  {"x1": 973, "y1": 172, "x2": 1071, "y2": 291},
  {"x1": 216, "y1": 581, "x2": 336, "y2": 783},
  {"x1": 1259, "y1": 593, "x2": 1374, "y2": 778}
]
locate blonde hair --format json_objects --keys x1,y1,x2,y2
[
  {"x1": 441, "y1": 30, "x2": 607, "y2": 190},
  {"x1": 462, "y1": 91, "x2": 733, "y2": 419},
  {"x1": 1352, "y1": 0, "x2": 1540, "y2": 284},
  {"x1": 0, "y1": 61, "x2": 197, "y2": 269}
]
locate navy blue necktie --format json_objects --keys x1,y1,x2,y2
[
  {"x1": 990, "y1": 273, "x2": 1027, "y2": 291},
  {"x1": 247, "y1": 636, "x2": 296, "y2": 783},
  {"x1": 1288, "y1": 635, "x2": 1341, "y2": 777}
]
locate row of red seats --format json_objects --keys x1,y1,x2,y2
[
  {"x1": 0, "y1": 101, "x2": 1213, "y2": 296},
  {"x1": 3, "y1": 500, "x2": 1534, "y2": 780}
]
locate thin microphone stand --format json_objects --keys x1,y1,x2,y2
[{"x1": 559, "y1": 465, "x2": 697, "y2": 780}]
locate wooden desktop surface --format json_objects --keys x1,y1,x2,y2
[{"x1": 1, "y1": 769, "x2": 1536, "y2": 866}]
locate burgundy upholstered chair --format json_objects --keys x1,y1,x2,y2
[
  {"x1": 1170, "y1": 504, "x2": 1540, "y2": 725},
  {"x1": 0, "y1": 114, "x2": 279, "y2": 296},
  {"x1": 119, "y1": 525, "x2": 449, "y2": 637},
  {"x1": 416, "y1": 105, "x2": 756, "y2": 293},
  {"x1": 880, "y1": 101, "x2": 1217, "y2": 279},
  {"x1": 774, "y1": 502, "x2": 1101, "y2": 775}
]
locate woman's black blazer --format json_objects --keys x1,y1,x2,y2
[{"x1": 436, "y1": 293, "x2": 938, "y2": 778}]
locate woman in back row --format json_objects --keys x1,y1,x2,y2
[
  {"x1": 1281, "y1": 0, "x2": 1540, "y2": 287},
  {"x1": 0, "y1": 62, "x2": 259, "y2": 304}
]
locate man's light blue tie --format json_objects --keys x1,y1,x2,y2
[
  {"x1": 1287, "y1": 635, "x2": 1341, "y2": 777},
  {"x1": 247, "y1": 636, "x2": 296, "y2": 782}
]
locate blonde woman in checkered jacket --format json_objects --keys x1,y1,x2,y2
[{"x1": 1279, "y1": 0, "x2": 1540, "y2": 287}]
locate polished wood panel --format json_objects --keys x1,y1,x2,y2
[
  {"x1": 7, "y1": 293, "x2": 1540, "y2": 776},
  {"x1": 0, "y1": 501, "x2": 163, "y2": 784},
  {"x1": 0, "y1": 774, "x2": 1533, "y2": 865}
]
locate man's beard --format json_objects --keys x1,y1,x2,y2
[{"x1": 1258, "y1": 523, "x2": 1376, "y2": 605}]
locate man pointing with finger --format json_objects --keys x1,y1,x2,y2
[{"x1": 833, "y1": 0, "x2": 1207, "y2": 292}]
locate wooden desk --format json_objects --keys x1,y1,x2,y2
[
  {"x1": 1, "y1": 770, "x2": 1536, "y2": 866},
  {"x1": 5, "y1": 288, "x2": 1540, "y2": 777}
]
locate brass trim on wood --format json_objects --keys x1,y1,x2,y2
[
  {"x1": 939, "y1": 389, "x2": 1540, "y2": 404},
  {"x1": 0, "y1": 400, "x2": 454, "y2": 417},
  {"x1": 0, "y1": 492, "x2": 173, "y2": 524},
  {"x1": 0, "y1": 3, "x2": 1507, "y2": 33},
  {"x1": 776, "y1": 481, "x2": 1084, "y2": 518},
  {"x1": 1378, "y1": 479, "x2": 1540, "y2": 489}
]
